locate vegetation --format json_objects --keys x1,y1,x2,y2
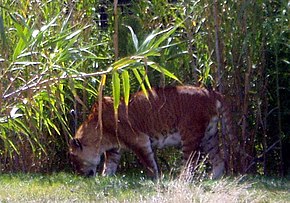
[
  {"x1": 0, "y1": 0, "x2": 289, "y2": 179},
  {"x1": 0, "y1": 173, "x2": 290, "y2": 202}
]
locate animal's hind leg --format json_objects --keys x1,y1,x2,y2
[
  {"x1": 180, "y1": 128, "x2": 203, "y2": 175},
  {"x1": 202, "y1": 116, "x2": 225, "y2": 179}
]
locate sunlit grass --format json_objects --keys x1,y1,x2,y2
[
  {"x1": 0, "y1": 173, "x2": 289, "y2": 202},
  {"x1": 0, "y1": 172, "x2": 154, "y2": 202}
]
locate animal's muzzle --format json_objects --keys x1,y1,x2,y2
[{"x1": 86, "y1": 169, "x2": 95, "y2": 177}]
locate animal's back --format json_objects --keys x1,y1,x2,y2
[{"x1": 126, "y1": 86, "x2": 220, "y2": 138}]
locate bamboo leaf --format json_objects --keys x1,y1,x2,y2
[
  {"x1": 0, "y1": 15, "x2": 7, "y2": 47},
  {"x1": 149, "y1": 62, "x2": 182, "y2": 83},
  {"x1": 149, "y1": 25, "x2": 180, "y2": 49},
  {"x1": 98, "y1": 74, "x2": 107, "y2": 139},
  {"x1": 10, "y1": 106, "x2": 23, "y2": 119},
  {"x1": 7, "y1": 139, "x2": 19, "y2": 154},
  {"x1": 12, "y1": 118, "x2": 36, "y2": 152},
  {"x1": 40, "y1": 15, "x2": 59, "y2": 32},
  {"x1": 12, "y1": 22, "x2": 29, "y2": 60},
  {"x1": 121, "y1": 70, "x2": 130, "y2": 107},
  {"x1": 138, "y1": 29, "x2": 158, "y2": 52},
  {"x1": 112, "y1": 71, "x2": 121, "y2": 112},
  {"x1": 138, "y1": 26, "x2": 174, "y2": 53},
  {"x1": 100, "y1": 74, "x2": 107, "y2": 86},
  {"x1": 112, "y1": 57, "x2": 137, "y2": 71},
  {"x1": 0, "y1": 128, "x2": 19, "y2": 154},
  {"x1": 13, "y1": 61, "x2": 42, "y2": 66},
  {"x1": 79, "y1": 48, "x2": 111, "y2": 60},
  {"x1": 65, "y1": 29, "x2": 82, "y2": 40},
  {"x1": 139, "y1": 66, "x2": 151, "y2": 90},
  {"x1": 137, "y1": 21, "x2": 183, "y2": 56},
  {"x1": 125, "y1": 25, "x2": 139, "y2": 51},
  {"x1": 61, "y1": 9, "x2": 72, "y2": 32},
  {"x1": 132, "y1": 68, "x2": 148, "y2": 98},
  {"x1": 45, "y1": 117, "x2": 61, "y2": 135}
]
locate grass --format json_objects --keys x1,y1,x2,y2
[{"x1": 0, "y1": 172, "x2": 289, "y2": 203}]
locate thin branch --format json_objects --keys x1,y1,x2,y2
[
  {"x1": 3, "y1": 68, "x2": 113, "y2": 99},
  {"x1": 245, "y1": 140, "x2": 280, "y2": 173}
]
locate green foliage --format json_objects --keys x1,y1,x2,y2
[
  {"x1": 0, "y1": 0, "x2": 182, "y2": 172},
  {"x1": 0, "y1": 0, "x2": 289, "y2": 177},
  {"x1": 0, "y1": 0, "x2": 108, "y2": 171}
]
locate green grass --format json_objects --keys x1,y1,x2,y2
[{"x1": 0, "y1": 173, "x2": 289, "y2": 203}]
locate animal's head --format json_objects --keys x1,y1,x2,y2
[
  {"x1": 69, "y1": 97, "x2": 117, "y2": 176},
  {"x1": 69, "y1": 123, "x2": 102, "y2": 177}
]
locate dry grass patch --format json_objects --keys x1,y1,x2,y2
[{"x1": 139, "y1": 177, "x2": 265, "y2": 203}]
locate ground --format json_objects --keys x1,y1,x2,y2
[{"x1": 0, "y1": 172, "x2": 289, "y2": 202}]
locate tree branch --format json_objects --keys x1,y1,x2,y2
[{"x1": 2, "y1": 68, "x2": 113, "y2": 99}]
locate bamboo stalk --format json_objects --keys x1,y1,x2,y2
[
  {"x1": 275, "y1": 46, "x2": 284, "y2": 176},
  {"x1": 240, "y1": 0, "x2": 252, "y2": 174},
  {"x1": 184, "y1": 0, "x2": 198, "y2": 84},
  {"x1": 213, "y1": 0, "x2": 223, "y2": 92},
  {"x1": 113, "y1": 0, "x2": 119, "y2": 60},
  {"x1": 260, "y1": 38, "x2": 268, "y2": 175},
  {"x1": 212, "y1": 0, "x2": 234, "y2": 173}
]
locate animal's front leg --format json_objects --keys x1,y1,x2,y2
[
  {"x1": 102, "y1": 148, "x2": 121, "y2": 176},
  {"x1": 131, "y1": 135, "x2": 159, "y2": 179}
]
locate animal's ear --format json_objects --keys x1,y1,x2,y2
[{"x1": 70, "y1": 138, "x2": 83, "y2": 151}]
